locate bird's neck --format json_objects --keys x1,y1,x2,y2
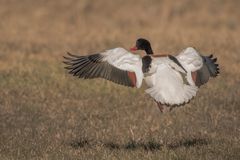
[{"x1": 145, "y1": 47, "x2": 153, "y2": 55}]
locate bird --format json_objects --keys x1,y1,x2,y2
[{"x1": 63, "y1": 38, "x2": 219, "y2": 112}]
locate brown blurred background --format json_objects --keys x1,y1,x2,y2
[{"x1": 0, "y1": 0, "x2": 239, "y2": 159}]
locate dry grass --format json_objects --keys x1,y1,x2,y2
[{"x1": 0, "y1": 0, "x2": 240, "y2": 159}]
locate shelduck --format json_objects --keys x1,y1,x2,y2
[{"x1": 63, "y1": 38, "x2": 219, "y2": 112}]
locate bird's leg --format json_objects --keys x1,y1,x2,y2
[{"x1": 157, "y1": 102, "x2": 164, "y2": 113}]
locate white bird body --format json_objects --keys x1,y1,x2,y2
[
  {"x1": 142, "y1": 48, "x2": 200, "y2": 106},
  {"x1": 64, "y1": 39, "x2": 219, "y2": 112}
]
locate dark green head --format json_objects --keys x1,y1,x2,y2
[{"x1": 130, "y1": 38, "x2": 153, "y2": 55}]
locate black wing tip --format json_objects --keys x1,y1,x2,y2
[
  {"x1": 63, "y1": 52, "x2": 79, "y2": 74},
  {"x1": 62, "y1": 52, "x2": 102, "y2": 79},
  {"x1": 66, "y1": 52, "x2": 81, "y2": 58},
  {"x1": 208, "y1": 54, "x2": 213, "y2": 58},
  {"x1": 63, "y1": 52, "x2": 83, "y2": 60},
  {"x1": 208, "y1": 54, "x2": 220, "y2": 76},
  {"x1": 63, "y1": 52, "x2": 77, "y2": 61}
]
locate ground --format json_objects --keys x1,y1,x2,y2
[{"x1": 0, "y1": 0, "x2": 239, "y2": 159}]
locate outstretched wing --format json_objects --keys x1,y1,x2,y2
[
  {"x1": 63, "y1": 48, "x2": 143, "y2": 88},
  {"x1": 176, "y1": 47, "x2": 203, "y2": 86},
  {"x1": 176, "y1": 47, "x2": 219, "y2": 87}
]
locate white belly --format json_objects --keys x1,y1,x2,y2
[{"x1": 144, "y1": 74, "x2": 156, "y2": 88}]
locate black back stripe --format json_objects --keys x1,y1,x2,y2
[{"x1": 168, "y1": 55, "x2": 187, "y2": 73}]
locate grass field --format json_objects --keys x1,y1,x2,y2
[{"x1": 0, "y1": 0, "x2": 240, "y2": 159}]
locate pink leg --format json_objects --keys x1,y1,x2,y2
[{"x1": 157, "y1": 102, "x2": 164, "y2": 112}]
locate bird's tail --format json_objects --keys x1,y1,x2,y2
[
  {"x1": 193, "y1": 55, "x2": 219, "y2": 87},
  {"x1": 202, "y1": 54, "x2": 219, "y2": 77}
]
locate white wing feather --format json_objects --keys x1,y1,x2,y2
[
  {"x1": 176, "y1": 47, "x2": 203, "y2": 72},
  {"x1": 103, "y1": 48, "x2": 143, "y2": 88},
  {"x1": 176, "y1": 47, "x2": 203, "y2": 86}
]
